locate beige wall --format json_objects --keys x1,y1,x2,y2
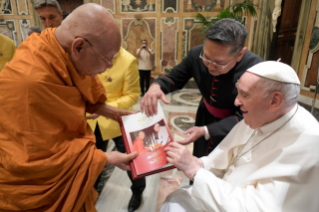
[
  {"x1": 99, "y1": 0, "x2": 263, "y2": 76},
  {"x1": 1, "y1": 0, "x2": 263, "y2": 76}
]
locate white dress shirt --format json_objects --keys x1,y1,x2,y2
[{"x1": 136, "y1": 48, "x2": 153, "y2": 70}]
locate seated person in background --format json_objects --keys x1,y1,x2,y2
[
  {"x1": 161, "y1": 61, "x2": 319, "y2": 212},
  {"x1": 0, "y1": 4, "x2": 137, "y2": 211},
  {"x1": 28, "y1": 26, "x2": 42, "y2": 36},
  {"x1": 133, "y1": 131, "x2": 149, "y2": 155}
]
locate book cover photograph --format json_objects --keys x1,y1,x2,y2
[{"x1": 119, "y1": 103, "x2": 175, "y2": 179}]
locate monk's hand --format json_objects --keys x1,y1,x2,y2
[
  {"x1": 141, "y1": 83, "x2": 170, "y2": 117},
  {"x1": 165, "y1": 142, "x2": 202, "y2": 180},
  {"x1": 86, "y1": 113, "x2": 100, "y2": 119},
  {"x1": 96, "y1": 104, "x2": 137, "y2": 121},
  {"x1": 111, "y1": 108, "x2": 137, "y2": 121},
  {"x1": 179, "y1": 126, "x2": 206, "y2": 145},
  {"x1": 106, "y1": 151, "x2": 138, "y2": 170}
]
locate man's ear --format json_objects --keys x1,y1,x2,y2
[
  {"x1": 70, "y1": 38, "x2": 85, "y2": 60},
  {"x1": 236, "y1": 47, "x2": 247, "y2": 62},
  {"x1": 269, "y1": 91, "x2": 284, "y2": 112}
]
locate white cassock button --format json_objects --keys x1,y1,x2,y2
[{"x1": 246, "y1": 155, "x2": 251, "y2": 161}]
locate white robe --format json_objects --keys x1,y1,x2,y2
[
  {"x1": 161, "y1": 104, "x2": 319, "y2": 212},
  {"x1": 156, "y1": 126, "x2": 170, "y2": 145}
]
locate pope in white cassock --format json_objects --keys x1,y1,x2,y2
[{"x1": 161, "y1": 61, "x2": 319, "y2": 212}]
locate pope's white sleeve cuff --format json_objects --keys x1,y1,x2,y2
[{"x1": 204, "y1": 126, "x2": 210, "y2": 140}]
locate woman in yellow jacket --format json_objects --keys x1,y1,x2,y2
[{"x1": 87, "y1": 47, "x2": 144, "y2": 212}]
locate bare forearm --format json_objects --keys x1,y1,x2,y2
[
  {"x1": 111, "y1": 93, "x2": 139, "y2": 110},
  {"x1": 95, "y1": 104, "x2": 119, "y2": 121},
  {"x1": 95, "y1": 103, "x2": 136, "y2": 121}
]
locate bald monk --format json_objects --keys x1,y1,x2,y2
[{"x1": 0, "y1": 3, "x2": 138, "y2": 212}]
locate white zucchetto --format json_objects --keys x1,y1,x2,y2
[{"x1": 247, "y1": 61, "x2": 300, "y2": 85}]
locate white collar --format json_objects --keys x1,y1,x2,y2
[{"x1": 258, "y1": 104, "x2": 298, "y2": 135}]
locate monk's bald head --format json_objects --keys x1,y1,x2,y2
[
  {"x1": 55, "y1": 3, "x2": 121, "y2": 76},
  {"x1": 64, "y1": 4, "x2": 120, "y2": 47}
]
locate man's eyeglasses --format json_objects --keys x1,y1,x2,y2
[
  {"x1": 199, "y1": 49, "x2": 234, "y2": 69},
  {"x1": 76, "y1": 36, "x2": 118, "y2": 66}
]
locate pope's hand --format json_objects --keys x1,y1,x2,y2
[
  {"x1": 178, "y1": 126, "x2": 206, "y2": 145},
  {"x1": 140, "y1": 83, "x2": 170, "y2": 116},
  {"x1": 165, "y1": 142, "x2": 202, "y2": 180},
  {"x1": 106, "y1": 151, "x2": 138, "y2": 170}
]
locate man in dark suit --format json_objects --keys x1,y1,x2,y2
[{"x1": 141, "y1": 18, "x2": 263, "y2": 161}]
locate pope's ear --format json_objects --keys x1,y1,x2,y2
[
  {"x1": 71, "y1": 38, "x2": 85, "y2": 59},
  {"x1": 269, "y1": 91, "x2": 284, "y2": 111}
]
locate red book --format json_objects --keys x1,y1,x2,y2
[{"x1": 119, "y1": 103, "x2": 175, "y2": 180}]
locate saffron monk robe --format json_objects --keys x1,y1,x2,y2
[{"x1": 0, "y1": 4, "x2": 137, "y2": 212}]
